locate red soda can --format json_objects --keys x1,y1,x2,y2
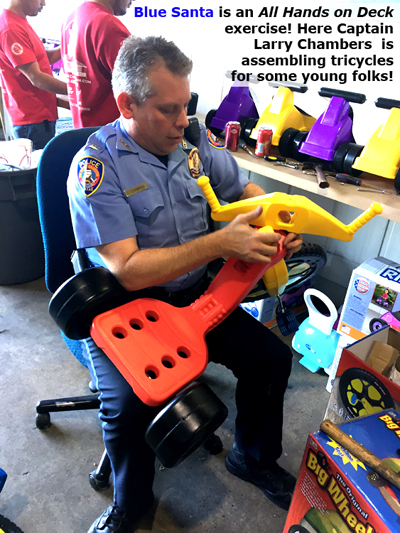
[
  {"x1": 255, "y1": 127, "x2": 273, "y2": 157},
  {"x1": 225, "y1": 121, "x2": 240, "y2": 151}
]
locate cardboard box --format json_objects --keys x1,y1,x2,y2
[
  {"x1": 325, "y1": 326, "x2": 400, "y2": 425},
  {"x1": 338, "y1": 257, "x2": 400, "y2": 343},
  {"x1": 284, "y1": 410, "x2": 400, "y2": 533},
  {"x1": 366, "y1": 340, "x2": 399, "y2": 377}
]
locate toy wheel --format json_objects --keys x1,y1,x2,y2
[
  {"x1": 342, "y1": 143, "x2": 363, "y2": 176},
  {"x1": 278, "y1": 128, "x2": 299, "y2": 158},
  {"x1": 316, "y1": 451, "x2": 328, "y2": 469},
  {"x1": 332, "y1": 142, "x2": 351, "y2": 173},
  {"x1": 243, "y1": 243, "x2": 326, "y2": 302},
  {"x1": 288, "y1": 526, "x2": 310, "y2": 533},
  {"x1": 369, "y1": 318, "x2": 387, "y2": 332},
  {"x1": 395, "y1": 167, "x2": 400, "y2": 195},
  {"x1": 339, "y1": 368, "x2": 394, "y2": 418},
  {"x1": 145, "y1": 382, "x2": 228, "y2": 468},
  {"x1": 291, "y1": 130, "x2": 309, "y2": 162},
  {"x1": 49, "y1": 267, "x2": 132, "y2": 340},
  {"x1": 36, "y1": 412, "x2": 51, "y2": 429},
  {"x1": 205, "y1": 109, "x2": 223, "y2": 137},
  {"x1": 239, "y1": 116, "x2": 257, "y2": 147}
]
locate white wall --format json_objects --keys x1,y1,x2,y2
[{"x1": 25, "y1": 0, "x2": 400, "y2": 298}]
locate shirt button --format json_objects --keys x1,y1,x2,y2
[
  {"x1": 143, "y1": 208, "x2": 148, "y2": 214},
  {"x1": 174, "y1": 202, "x2": 177, "y2": 206}
]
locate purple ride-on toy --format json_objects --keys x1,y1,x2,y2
[
  {"x1": 279, "y1": 87, "x2": 366, "y2": 172},
  {"x1": 369, "y1": 310, "x2": 400, "y2": 332},
  {"x1": 205, "y1": 82, "x2": 259, "y2": 137}
]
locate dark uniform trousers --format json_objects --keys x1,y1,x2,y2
[{"x1": 84, "y1": 291, "x2": 292, "y2": 515}]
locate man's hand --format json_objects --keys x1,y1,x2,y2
[
  {"x1": 219, "y1": 206, "x2": 282, "y2": 263},
  {"x1": 278, "y1": 209, "x2": 303, "y2": 259}
]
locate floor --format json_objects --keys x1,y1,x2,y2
[{"x1": 0, "y1": 272, "x2": 335, "y2": 533}]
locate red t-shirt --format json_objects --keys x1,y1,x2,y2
[
  {"x1": 61, "y1": 2, "x2": 130, "y2": 128},
  {"x1": 0, "y1": 9, "x2": 58, "y2": 126}
]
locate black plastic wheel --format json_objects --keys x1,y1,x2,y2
[
  {"x1": 145, "y1": 382, "x2": 228, "y2": 468},
  {"x1": 205, "y1": 109, "x2": 223, "y2": 137},
  {"x1": 36, "y1": 412, "x2": 51, "y2": 429},
  {"x1": 49, "y1": 267, "x2": 132, "y2": 340},
  {"x1": 369, "y1": 317, "x2": 387, "y2": 332},
  {"x1": 239, "y1": 116, "x2": 257, "y2": 147},
  {"x1": 339, "y1": 367, "x2": 394, "y2": 419},
  {"x1": 288, "y1": 526, "x2": 310, "y2": 533},
  {"x1": 278, "y1": 128, "x2": 300, "y2": 158},
  {"x1": 332, "y1": 142, "x2": 351, "y2": 173},
  {"x1": 395, "y1": 167, "x2": 400, "y2": 195},
  {"x1": 244, "y1": 242, "x2": 327, "y2": 303},
  {"x1": 342, "y1": 143, "x2": 363, "y2": 176},
  {"x1": 290, "y1": 130, "x2": 309, "y2": 162}
]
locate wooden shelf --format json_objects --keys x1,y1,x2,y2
[{"x1": 232, "y1": 149, "x2": 400, "y2": 223}]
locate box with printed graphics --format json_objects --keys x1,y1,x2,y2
[{"x1": 284, "y1": 410, "x2": 400, "y2": 533}]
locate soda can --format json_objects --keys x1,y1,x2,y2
[
  {"x1": 255, "y1": 127, "x2": 273, "y2": 157},
  {"x1": 225, "y1": 121, "x2": 240, "y2": 151}
]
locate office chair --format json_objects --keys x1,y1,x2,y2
[{"x1": 35, "y1": 127, "x2": 111, "y2": 491}]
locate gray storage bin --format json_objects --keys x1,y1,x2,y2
[{"x1": 0, "y1": 168, "x2": 45, "y2": 284}]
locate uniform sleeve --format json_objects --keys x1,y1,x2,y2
[
  {"x1": 0, "y1": 28, "x2": 37, "y2": 68},
  {"x1": 67, "y1": 144, "x2": 138, "y2": 249},
  {"x1": 198, "y1": 124, "x2": 249, "y2": 202}
]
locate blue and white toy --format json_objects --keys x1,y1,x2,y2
[{"x1": 292, "y1": 289, "x2": 340, "y2": 373}]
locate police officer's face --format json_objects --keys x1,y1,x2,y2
[{"x1": 127, "y1": 66, "x2": 191, "y2": 156}]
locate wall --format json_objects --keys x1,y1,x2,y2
[{"x1": 27, "y1": 0, "x2": 400, "y2": 300}]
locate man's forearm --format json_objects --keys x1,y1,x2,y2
[
  {"x1": 17, "y1": 62, "x2": 68, "y2": 95},
  {"x1": 115, "y1": 232, "x2": 223, "y2": 291}
]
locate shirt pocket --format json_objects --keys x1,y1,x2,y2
[
  {"x1": 185, "y1": 179, "x2": 208, "y2": 231},
  {"x1": 126, "y1": 187, "x2": 165, "y2": 247}
]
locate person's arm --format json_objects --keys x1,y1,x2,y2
[
  {"x1": 45, "y1": 46, "x2": 61, "y2": 65},
  {"x1": 96, "y1": 206, "x2": 281, "y2": 292},
  {"x1": 17, "y1": 61, "x2": 68, "y2": 94}
]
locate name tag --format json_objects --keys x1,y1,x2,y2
[{"x1": 124, "y1": 183, "x2": 148, "y2": 197}]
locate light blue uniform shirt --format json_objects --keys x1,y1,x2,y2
[{"x1": 67, "y1": 119, "x2": 248, "y2": 292}]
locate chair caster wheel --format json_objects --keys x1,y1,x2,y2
[
  {"x1": 36, "y1": 412, "x2": 51, "y2": 429},
  {"x1": 89, "y1": 470, "x2": 111, "y2": 491},
  {"x1": 203, "y1": 434, "x2": 223, "y2": 455}
]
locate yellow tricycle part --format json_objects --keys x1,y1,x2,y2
[
  {"x1": 249, "y1": 86, "x2": 316, "y2": 145},
  {"x1": 262, "y1": 258, "x2": 288, "y2": 297},
  {"x1": 197, "y1": 176, "x2": 382, "y2": 243}
]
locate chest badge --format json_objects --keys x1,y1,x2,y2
[
  {"x1": 188, "y1": 148, "x2": 201, "y2": 178},
  {"x1": 77, "y1": 156, "x2": 104, "y2": 197}
]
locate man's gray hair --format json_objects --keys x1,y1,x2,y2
[{"x1": 112, "y1": 36, "x2": 193, "y2": 105}]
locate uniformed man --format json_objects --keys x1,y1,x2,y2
[{"x1": 67, "y1": 35, "x2": 303, "y2": 533}]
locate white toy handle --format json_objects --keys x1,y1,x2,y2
[{"x1": 304, "y1": 288, "x2": 338, "y2": 336}]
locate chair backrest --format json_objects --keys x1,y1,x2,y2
[{"x1": 37, "y1": 127, "x2": 99, "y2": 294}]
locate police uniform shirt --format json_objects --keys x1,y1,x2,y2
[{"x1": 67, "y1": 119, "x2": 249, "y2": 292}]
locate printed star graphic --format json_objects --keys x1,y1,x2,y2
[{"x1": 326, "y1": 437, "x2": 367, "y2": 471}]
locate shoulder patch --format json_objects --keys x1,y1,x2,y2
[
  {"x1": 207, "y1": 129, "x2": 225, "y2": 149},
  {"x1": 77, "y1": 156, "x2": 104, "y2": 197}
]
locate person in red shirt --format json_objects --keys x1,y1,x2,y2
[
  {"x1": 61, "y1": 1, "x2": 131, "y2": 128},
  {"x1": 0, "y1": 0, "x2": 68, "y2": 150}
]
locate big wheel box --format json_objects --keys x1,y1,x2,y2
[
  {"x1": 338, "y1": 257, "x2": 400, "y2": 343},
  {"x1": 325, "y1": 326, "x2": 400, "y2": 426},
  {"x1": 284, "y1": 410, "x2": 400, "y2": 533}
]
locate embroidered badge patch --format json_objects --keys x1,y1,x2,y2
[
  {"x1": 188, "y1": 148, "x2": 201, "y2": 178},
  {"x1": 206, "y1": 129, "x2": 224, "y2": 149},
  {"x1": 77, "y1": 157, "x2": 104, "y2": 197}
]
